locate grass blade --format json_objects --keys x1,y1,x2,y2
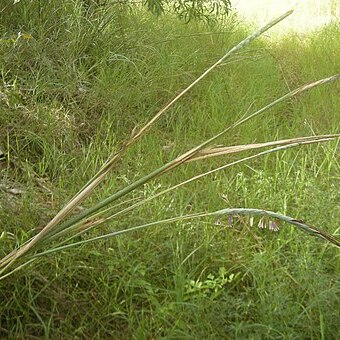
[
  {"x1": 0, "y1": 9, "x2": 296, "y2": 272},
  {"x1": 28, "y1": 208, "x2": 340, "y2": 262},
  {"x1": 48, "y1": 135, "x2": 340, "y2": 244}
]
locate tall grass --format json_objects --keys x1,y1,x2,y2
[
  {"x1": 0, "y1": 2, "x2": 339, "y2": 338},
  {"x1": 2, "y1": 6, "x2": 339, "y2": 278}
]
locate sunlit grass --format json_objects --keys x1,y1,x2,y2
[{"x1": 0, "y1": 2, "x2": 339, "y2": 338}]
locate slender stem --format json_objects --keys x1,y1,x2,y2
[
  {"x1": 49, "y1": 136, "x2": 338, "y2": 244},
  {"x1": 45, "y1": 73, "x2": 339, "y2": 240},
  {"x1": 31, "y1": 208, "x2": 340, "y2": 259},
  {"x1": 0, "y1": 9, "x2": 296, "y2": 272}
]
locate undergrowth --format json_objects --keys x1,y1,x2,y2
[{"x1": 0, "y1": 2, "x2": 339, "y2": 338}]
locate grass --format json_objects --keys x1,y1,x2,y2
[{"x1": 0, "y1": 1, "x2": 339, "y2": 338}]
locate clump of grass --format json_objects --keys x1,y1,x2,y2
[
  {"x1": 1, "y1": 3, "x2": 340, "y2": 338},
  {"x1": 1, "y1": 7, "x2": 339, "y2": 281}
]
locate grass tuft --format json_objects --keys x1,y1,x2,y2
[{"x1": 0, "y1": 2, "x2": 339, "y2": 338}]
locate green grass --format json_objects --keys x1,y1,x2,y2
[{"x1": 0, "y1": 2, "x2": 339, "y2": 338}]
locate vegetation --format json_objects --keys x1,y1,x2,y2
[
  {"x1": 0, "y1": 1, "x2": 339, "y2": 338},
  {"x1": 144, "y1": 0, "x2": 232, "y2": 22}
]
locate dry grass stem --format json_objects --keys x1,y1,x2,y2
[{"x1": 0, "y1": 9, "x2": 296, "y2": 272}]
